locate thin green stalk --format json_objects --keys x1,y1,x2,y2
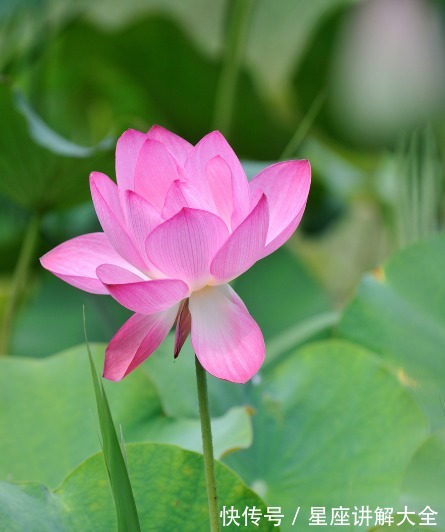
[
  {"x1": 0, "y1": 213, "x2": 40, "y2": 355},
  {"x1": 195, "y1": 355, "x2": 220, "y2": 532},
  {"x1": 409, "y1": 132, "x2": 420, "y2": 243},
  {"x1": 280, "y1": 89, "x2": 326, "y2": 160},
  {"x1": 396, "y1": 133, "x2": 410, "y2": 247},
  {"x1": 212, "y1": 0, "x2": 255, "y2": 136},
  {"x1": 421, "y1": 124, "x2": 439, "y2": 237}
]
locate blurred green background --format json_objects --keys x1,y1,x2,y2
[{"x1": 1, "y1": 0, "x2": 445, "y2": 530}]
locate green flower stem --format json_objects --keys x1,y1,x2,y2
[
  {"x1": 0, "y1": 213, "x2": 40, "y2": 355},
  {"x1": 195, "y1": 355, "x2": 220, "y2": 532},
  {"x1": 212, "y1": 0, "x2": 255, "y2": 136}
]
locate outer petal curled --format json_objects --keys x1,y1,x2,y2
[
  {"x1": 104, "y1": 306, "x2": 178, "y2": 381},
  {"x1": 211, "y1": 194, "x2": 269, "y2": 283},
  {"x1": 97, "y1": 264, "x2": 188, "y2": 314},
  {"x1": 250, "y1": 160, "x2": 311, "y2": 257},
  {"x1": 40, "y1": 233, "x2": 139, "y2": 294},
  {"x1": 189, "y1": 285, "x2": 265, "y2": 383}
]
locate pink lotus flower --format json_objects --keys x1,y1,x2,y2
[{"x1": 41, "y1": 127, "x2": 310, "y2": 383}]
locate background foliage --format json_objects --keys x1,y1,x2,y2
[{"x1": 1, "y1": 0, "x2": 445, "y2": 530}]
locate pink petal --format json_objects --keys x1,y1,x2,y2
[
  {"x1": 263, "y1": 204, "x2": 306, "y2": 258},
  {"x1": 40, "y1": 233, "x2": 139, "y2": 294},
  {"x1": 249, "y1": 160, "x2": 311, "y2": 257},
  {"x1": 90, "y1": 173, "x2": 147, "y2": 272},
  {"x1": 145, "y1": 208, "x2": 229, "y2": 291},
  {"x1": 189, "y1": 285, "x2": 265, "y2": 383},
  {"x1": 123, "y1": 190, "x2": 161, "y2": 271},
  {"x1": 210, "y1": 194, "x2": 269, "y2": 283},
  {"x1": 103, "y1": 307, "x2": 178, "y2": 381},
  {"x1": 184, "y1": 131, "x2": 250, "y2": 220},
  {"x1": 95, "y1": 264, "x2": 146, "y2": 284},
  {"x1": 161, "y1": 180, "x2": 210, "y2": 220},
  {"x1": 227, "y1": 284, "x2": 248, "y2": 312},
  {"x1": 97, "y1": 264, "x2": 188, "y2": 314},
  {"x1": 134, "y1": 139, "x2": 181, "y2": 211},
  {"x1": 206, "y1": 156, "x2": 234, "y2": 229},
  {"x1": 115, "y1": 129, "x2": 147, "y2": 191},
  {"x1": 147, "y1": 125, "x2": 193, "y2": 165}
]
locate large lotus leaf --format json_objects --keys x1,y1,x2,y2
[
  {"x1": 370, "y1": 432, "x2": 445, "y2": 530},
  {"x1": 400, "y1": 431, "x2": 445, "y2": 529},
  {"x1": 0, "y1": 83, "x2": 113, "y2": 211},
  {"x1": 0, "y1": 344, "x2": 252, "y2": 488},
  {"x1": 337, "y1": 234, "x2": 445, "y2": 429},
  {"x1": 0, "y1": 443, "x2": 274, "y2": 531},
  {"x1": 143, "y1": 337, "x2": 429, "y2": 530},
  {"x1": 223, "y1": 340, "x2": 427, "y2": 531},
  {"x1": 23, "y1": 16, "x2": 289, "y2": 160}
]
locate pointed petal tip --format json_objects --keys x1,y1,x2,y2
[
  {"x1": 210, "y1": 193, "x2": 269, "y2": 283},
  {"x1": 102, "y1": 368, "x2": 122, "y2": 382},
  {"x1": 196, "y1": 130, "x2": 228, "y2": 146},
  {"x1": 301, "y1": 159, "x2": 311, "y2": 173},
  {"x1": 102, "y1": 352, "x2": 123, "y2": 381},
  {"x1": 295, "y1": 159, "x2": 311, "y2": 180},
  {"x1": 147, "y1": 124, "x2": 165, "y2": 134},
  {"x1": 123, "y1": 188, "x2": 134, "y2": 200},
  {"x1": 123, "y1": 187, "x2": 148, "y2": 204},
  {"x1": 39, "y1": 233, "x2": 136, "y2": 294},
  {"x1": 39, "y1": 251, "x2": 55, "y2": 271},
  {"x1": 89, "y1": 170, "x2": 106, "y2": 181},
  {"x1": 125, "y1": 127, "x2": 144, "y2": 134},
  {"x1": 206, "y1": 130, "x2": 227, "y2": 142},
  {"x1": 117, "y1": 128, "x2": 146, "y2": 143},
  {"x1": 293, "y1": 158, "x2": 311, "y2": 173},
  {"x1": 89, "y1": 171, "x2": 115, "y2": 192},
  {"x1": 89, "y1": 171, "x2": 97, "y2": 185}
]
